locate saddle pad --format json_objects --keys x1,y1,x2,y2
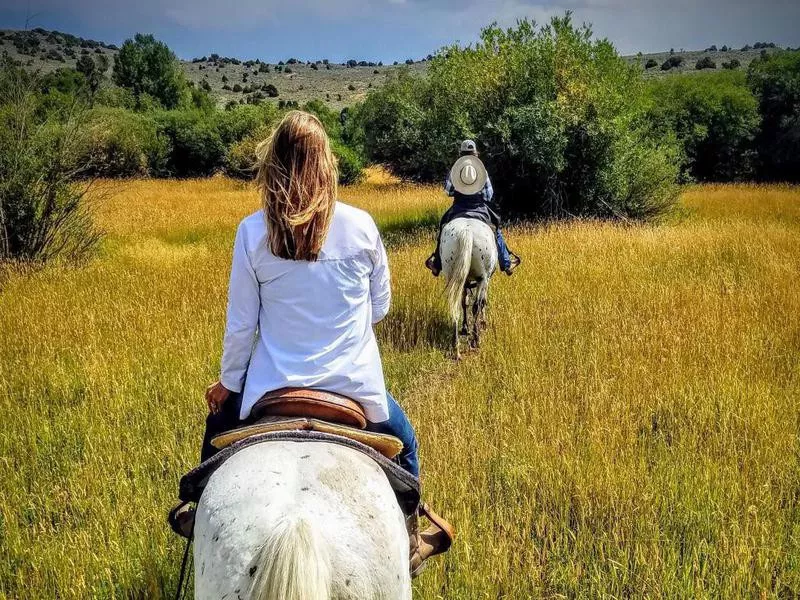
[
  {"x1": 211, "y1": 417, "x2": 403, "y2": 459},
  {"x1": 180, "y1": 429, "x2": 421, "y2": 516}
]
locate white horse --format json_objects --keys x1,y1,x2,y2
[
  {"x1": 194, "y1": 441, "x2": 411, "y2": 600},
  {"x1": 440, "y1": 218, "x2": 498, "y2": 360}
]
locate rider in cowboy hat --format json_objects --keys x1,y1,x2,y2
[{"x1": 425, "y1": 139, "x2": 520, "y2": 276}]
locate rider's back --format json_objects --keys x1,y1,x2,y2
[{"x1": 222, "y1": 201, "x2": 390, "y2": 423}]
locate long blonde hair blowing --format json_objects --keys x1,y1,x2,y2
[{"x1": 255, "y1": 111, "x2": 337, "y2": 261}]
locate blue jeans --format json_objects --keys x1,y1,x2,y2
[
  {"x1": 496, "y1": 229, "x2": 512, "y2": 271},
  {"x1": 367, "y1": 392, "x2": 420, "y2": 477},
  {"x1": 202, "y1": 390, "x2": 420, "y2": 478}
]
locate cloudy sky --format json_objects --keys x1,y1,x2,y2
[{"x1": 1, "y1": 0, "x2": 798, "y2": 62}]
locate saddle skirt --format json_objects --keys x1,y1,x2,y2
[
  {"x1": 180, "y1": 387, "x2": 419, "y2": 515},
  {"x1": 211, "y1": 415, "x2": 403, "y2": 459}
]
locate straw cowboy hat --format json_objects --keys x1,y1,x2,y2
[{"x1": 450, "y1": 150, "x2": 488, "y2": 195}]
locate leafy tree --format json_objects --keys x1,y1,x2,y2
[
  {"x1": 646, "y1": 71, "x2": 759, "y2": 181},
  {"x1": 112, "y1": 33, "x2": 186, "y2": 109},
  {"x1": 0, "y1": 60, "x2": 100, "y2": 261},
  {"x1": 747, "y1": 50, "x2": 800, "y2": 181},
  {"x1": 76, "y1": 53, "x2": 108, "y2": 106},
  {"x1": 360, "y1": 15, "x2": 678, "y2": 220}
]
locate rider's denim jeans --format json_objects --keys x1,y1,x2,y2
[
  {"x1": 366, "y1": 392, "x2": 420, "y2": 477},
  {"x1": 496, "y1": 229, "x2": 512, "y2": 271},
  {"x1": 201, "y1": 390, "x2": 420, "y2": 478}
]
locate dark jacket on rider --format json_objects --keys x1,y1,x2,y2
[{"x1": 440, "y1": 174, "x2": 502, "y2": 230}]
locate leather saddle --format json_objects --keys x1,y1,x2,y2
[{"x1": 211, "y1": 387, "x2": 403, "y2": 459}]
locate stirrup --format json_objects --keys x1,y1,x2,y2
[
  {"x1": 504, "y1": 252, "x2": 521, "y2": 275},
  {"x1": 168, "y1": 501, "x2": 195, "y2": 539},
  {"x1": 424, "y1": 254, "x2": 441, "y2": 277}
]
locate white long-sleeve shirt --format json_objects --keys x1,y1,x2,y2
[{"x1": 220, "y1": 202, "x2": 391, "y2": 422}]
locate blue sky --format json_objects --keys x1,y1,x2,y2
[{"x1": 1, "y1": 0, "x2": 799, "y2": 63}]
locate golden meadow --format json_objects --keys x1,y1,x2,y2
[{"x1": 1, "y1": 171, "x2": 798, "y2": 599}]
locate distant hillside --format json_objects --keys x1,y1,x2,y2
[{"x1": 0, "y1": 27, "x2": 787, "y2": 109}]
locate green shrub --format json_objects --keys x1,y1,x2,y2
[
  {"x1": 695, "y1": 57, "x2": 716, "y2": 70},
  {"x1": 646, "y1": 70, "x2": 759, "y2": 182},
  {"x1": 332, "y1": 139, "x2": 365, "y2": 184},
  {"x1": 747, "y1": 50, "x2": 800, "y2": 181},
  {"x1": 645, "y1": 59, "x2": 658, "y2": 69},
  {"x1": 722, "y1": 59, "x2": 741, "y2": 70},
  {"x1": 0, "y1": 62, "x2": 100, "y2": 262},
  {"x1": 661, "y1": 56, "x2": 684, "y2": 71},
  {"x1": 82, "y1": 108, "x2": 169, "y2": 177},
  {"x1": 155, "y1": 111, "x2": 226, "y2": 176},
  {"x1": 360, "y1": 16, "x2": 679, "y2": 220}
]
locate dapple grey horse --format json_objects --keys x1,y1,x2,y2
[
  {"x1": 441, "y1": 217, "x2": 498, "y2": 360},
  {"x1": 194, "y1": 441, "x2": 410, "y2": 600}
]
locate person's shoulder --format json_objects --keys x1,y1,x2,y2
[
  {"x1": 238, "y1": 210, "x2": 266, "y2": 234},
  {"x1": 235, "y1": 211, "x2": 267, "y2": 252},
  {"x1": 334, "y1": 201, "x2": 378, "y2": 234}
]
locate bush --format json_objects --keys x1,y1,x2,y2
[
  {"x1": 82, "y1": 107, "x2": 170, "y2": 177},
  {"x1": 722, "y1": 59, "x2": 741, "y2": 70},
  {"x1": 331, "y1": 140, "x2": 365, "y2": 184},
  {"x1": 224, "y1": 124, "x2": 272, "y2": 177},
  {"x1": 645, "y1": 59, "x2": 658, "y2": 69},
  {"x1": 747, "y1": 50, "x2": 800, "y2": 181},
  {"x1": 284, "y1": 66, "x2": 293, "y2": 74},
  {"x1": 154, "y1": 111, "x2": 226, "y2": 176},
  {"x1": 695, "y1": 57, "x2": 716, "y2": 70},
  {"x1": 646, "y1": 71, "x2": 759, "y2": 182},
  {"x1": 360, "y1": 16, "x2": 679, "y2": 220},
  {"x1": 262, "y1": 84, "x2": 278, "y2": 97},
  {"x1": 661, "y1": 56, "x2": 684, "y2": 71},
  {"x1": 232, "y1": 84, "x2": 242, "y2": 92},
  {"x1": 0, "y1": 62, "x2": 100, "y2": 262}
]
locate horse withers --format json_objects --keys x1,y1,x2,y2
[{"x1": 440, "y1": 217, "x2": 498, "y2": 360}]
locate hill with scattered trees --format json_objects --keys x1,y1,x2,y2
[{"x1": 0, "y1": 27, "x2": 788, "y2": 109}]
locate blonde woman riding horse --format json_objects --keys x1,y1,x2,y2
[{"x1": 169, "y1": 111, "x2": 453, "y2": 598}]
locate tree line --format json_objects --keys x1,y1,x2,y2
[{"x1": 1, "y1": 17, "x2": 799, "y2": 262}]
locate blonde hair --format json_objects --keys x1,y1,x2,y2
[{"x1": 255, "y1": 111, "x2": 337, "y2": 261}]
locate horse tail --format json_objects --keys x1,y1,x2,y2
[
  {"x1": 445, "y1": 225, "x2": 472, "y2": 324},
  {"x1": 248, "y1": 513, "x2": 331, "y2": 600}
]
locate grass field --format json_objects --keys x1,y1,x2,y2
[{"x1": 1, "y1": 172, "x2": 799, "y2": 599}]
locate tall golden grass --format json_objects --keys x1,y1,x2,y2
[{"x1": 0, "y1": 172, "x2": 798, "y2": 598}]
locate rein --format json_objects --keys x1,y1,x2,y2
[{"x1": 174, "y1": 535, "x2": 193, "y2": 600}]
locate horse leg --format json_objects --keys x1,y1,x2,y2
[
  {"x1": 480, "y1": 286, "x2": 489, "y2": 331},
  {"x1": 460, "y1": 287, "x2": 469, "y2": 336},
  {"x1": 453, "y1": 318, "x2": 461, "y2": 361},
  {"x1": 472, "y1": 281, "x2": 489, "y2": 348},
  {"x1": 470, "y1": 295, "x2": 481, "y2": 349}
]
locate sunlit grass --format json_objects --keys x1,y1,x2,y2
[{"x1": 0, "y1": 176, "x2": 798, "y2": 598}]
